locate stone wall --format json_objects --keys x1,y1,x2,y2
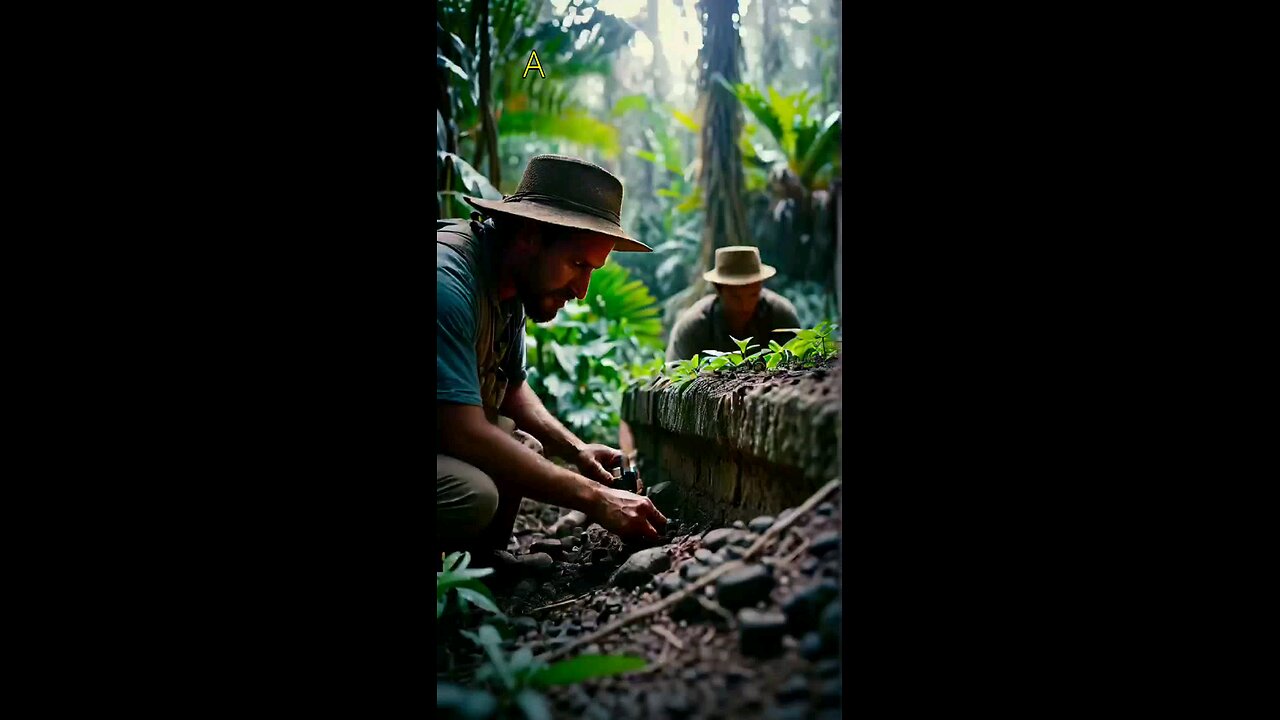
[{"x1": 621, "y1": 365, "x2": 840, "y2": 528}]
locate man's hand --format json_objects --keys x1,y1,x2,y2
[
  {"x1": 590, "y1": 486, "x2": 668, "y2": 541},
  {"x1": 574, "y1": 443, "x2": 623, "y2": 485}
]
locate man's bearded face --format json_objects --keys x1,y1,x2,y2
[{"x1": 516, "y1": 225, "x2": 616, "y2": 323}]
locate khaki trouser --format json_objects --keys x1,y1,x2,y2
[{"x1": 436, "y1": 416, "x2": 543, "y2": 552}]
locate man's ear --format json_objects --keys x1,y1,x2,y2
[{"x1": 508, "y1": 220, "x2": 537, "y2": 256}]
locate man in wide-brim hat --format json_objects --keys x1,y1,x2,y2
[
  {"x1": 437, "y1": 154, "x2": 667, "y2": 564},
  {"x1": 665, "y1": 245, "x2": 802, "y2": 361}
]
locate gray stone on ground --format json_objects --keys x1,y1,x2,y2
[
  {"x1": 671, "y1": 593, "x2": 704, "y2": 622},
  {"x1": 817, "y1": 502, "x2": 835, "y2": 516},
  {"x1": 529, "y1": 539, "x2": 563, "y2": 557},
  {"x1": 521, "y1": 552, "x2": 555, "y2": 571},
  {"x1": 782, "y1": 580, "x2": 839, "y2": 635},
  {"x1": 817, "y1": 679, "x2": 840, "y2": 707},
  {"x1": 658, "y1": 572, "x2": 683, "y2": 597},
  {"x1": 799, "y1": 631, "x2": 824, "y2": 659},
  {"x1": 681, "y1": 563, "x2": 709, "y2": 582},
  {"x1": 724, "y1": 545, "x2": 748, "y2": 560},
  {"x1": 511, "y1": 616, "x2": 538, "y2": 633},
  {"x1": 695, "y1": 548, "x2": 715, "y2": 563},
  {"x1": 767, "y1": 704, "x2": 810, "y2": 720},
  {"x1": 732, "y1": 520, "x2": 746, "y2": 529},
  {"x1": 610, "y1": 547, "x2": 672, "y2": 588},
  {"x1": 776, "y1": 674, "x2": 808, "y2": 701},
  {"x1": 716, "y1": 564, "x2": 775, "y2": 610},
  {"x1": 730, "y1": 531, "x2": 757, "y2": 548},
  {"x1": 702, "y1": 528, "x2": 742, "y2": 551},
  {"x1": 749, "y1": 515, "x2": 775, "y2": 533},
  {"x1": 809, "y1": 530, "x2": 840, "y2": 556},
  {"x1": 819, "y1": 600, "x2": 841, "y2": 647},
  {"x1": 737, "y1": 608, "x2": 788, "y2": 657},
  {"x1": 813, "y1": 658, "x2": 841, "y2": 679}
]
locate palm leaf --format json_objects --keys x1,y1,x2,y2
[{"x1": 800, "y1": 111, "x2": 841, "y2": 184}]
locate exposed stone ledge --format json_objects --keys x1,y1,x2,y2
[{"x1": 621, "y1": 364, "x2": 840, "y2": 527}]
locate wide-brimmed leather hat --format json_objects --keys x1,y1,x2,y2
[
  {"x1": 464, "y1": 154, "x2": 652, "y2": 253},
  {"x1": 703, "y1": 246, "x2": 777, "y2": 285}
]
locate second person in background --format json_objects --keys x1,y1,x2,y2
[{"x1": 665, "y1": 246, "x2": 802, "y2": 361}]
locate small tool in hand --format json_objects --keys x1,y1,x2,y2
[{"x1": 615, "y1": 454, "x2": 644, "y2": 495}]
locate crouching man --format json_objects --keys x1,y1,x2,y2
[{"x1": 437, "y1": 155, "x2": 668, "y2": 567}]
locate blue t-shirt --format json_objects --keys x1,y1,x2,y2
[{"x1": 437, "y1": 220, "x2": 527, "y2": 407}]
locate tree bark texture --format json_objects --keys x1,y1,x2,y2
[{"x1": 684, "y1": 0, "x2": 748, "y2": 311}]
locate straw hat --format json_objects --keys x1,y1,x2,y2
[
  {"x1": 702, "y1": 246, "x2": 777, "y2": 285},
  {"x1": 463, "y1": 154, "x2": 652, "y2": 253}
]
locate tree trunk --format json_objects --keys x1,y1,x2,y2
[
  {"x1": 761, "y1": 0, "x2": 782, "y2": 81},
  {"x1": 436, "y1": 18, "x2": 461, "y2": 218},
  {"x1": 473, "y1": 0, "x2": 501, "y2": 191},
  {"x1": 681, "y1": 0, "x2": 748, "y2": 313}
]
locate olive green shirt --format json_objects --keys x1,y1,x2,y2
[{"x1": 665, "y1": 288, "x2": 802, "y2": 361}]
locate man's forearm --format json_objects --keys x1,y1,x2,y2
[
  {"x1": 502, "y1": 384, "x2": 586, "y2": 461},
  {"x1": 440, "y1": 414, "x2": 602, "y2": 513}
]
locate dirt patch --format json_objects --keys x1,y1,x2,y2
[{"x1": 438, "y1": 489, "x2": 843, "y2": 720}]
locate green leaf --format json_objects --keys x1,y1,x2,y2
[
  {"x1": 437, "y1": 53, "x2": 468, "y2": 82},
  {"x1": 718, "y1": 78, "x2": 784, "y2": 146},
  {"x1": 437, "y1": 594, "x2": 447, "y2": 619},
  {"x1": 612, "y1": 94, "x2": 650, "y2": 117},
  {"x1": 499, "y1": 109, "x2": 621, "y2": 158},
  {"x1": 551, "y1": 343, "x2": 580, "y2": 374},
  {"x1": 630, "y1": 148, "x2": 660, "y2": 165},
  {"x1": 672, "y1": 109, "x2": 700, "y2": 133},
  {"x1": 443, "y1": 551, "x2": 464, "y2": 572},
  {"x1": 515, "y1": 689, "x2": 552, "y2": 720},
  {"x1": 532, "y1": 655, "x2": 647, "y2": 686},
  {"x1": 543, "y1": 374, "x2": 573, "y2": 401},
  {"x1": 438, "y1": 151, "x2": 502, "y2": 200},
  {"x1": 800, "y1": 111, "x2": 841, "y2": 184},
  {"x1": 766, "y1": 352, "x2": 782, "y2": 369},
  {"x1": 509, "y1": 646, "x2": 537, "y2": 673},
  {"x1": 456, "y1": 587, "x2": 505, "y2": 617}
]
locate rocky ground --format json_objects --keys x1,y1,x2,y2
[{"x1": 438, "y1": 485, "x2": 842, "y2": 720}]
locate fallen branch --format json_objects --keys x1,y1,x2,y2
[
  {"x1": 782, "y1": 538, "x2": 811, "y2": 565},
  {"x1": 537, "y1": 478, "x2": 841, "y2": 663},
  {"x1": 528, "y1": 591, "x2": 595, "y2": 615},
  {"x1": 651, "y1": 625, "x2": 684, "y2": 650}
]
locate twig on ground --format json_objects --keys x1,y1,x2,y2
[
  {"x1": 651, "y1": 625, "x2": 684, "y2": 650},
  {"x1": 537, "y1": 478, "x2": 841, "y2": 663},
  {"x1": 782, "y1": 539, "x2": 810, "y2": 565},
  {"x1": 529, "y1": 591, "x2": 595, "y2": 615}
]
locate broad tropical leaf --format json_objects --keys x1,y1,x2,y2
[
  {"x1": 438, "y1": 151, "x2": 502, "y2": 200},
  {"x1": 531, "y1": 655, "x2": 647, "y2": 686},
  {"x1": 515, "y1": 689, "x2": 552, "y2": 720}
]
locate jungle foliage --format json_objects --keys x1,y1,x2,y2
[{"x1": 436, "y1": 0, "x2": 840, "y2": 449}]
